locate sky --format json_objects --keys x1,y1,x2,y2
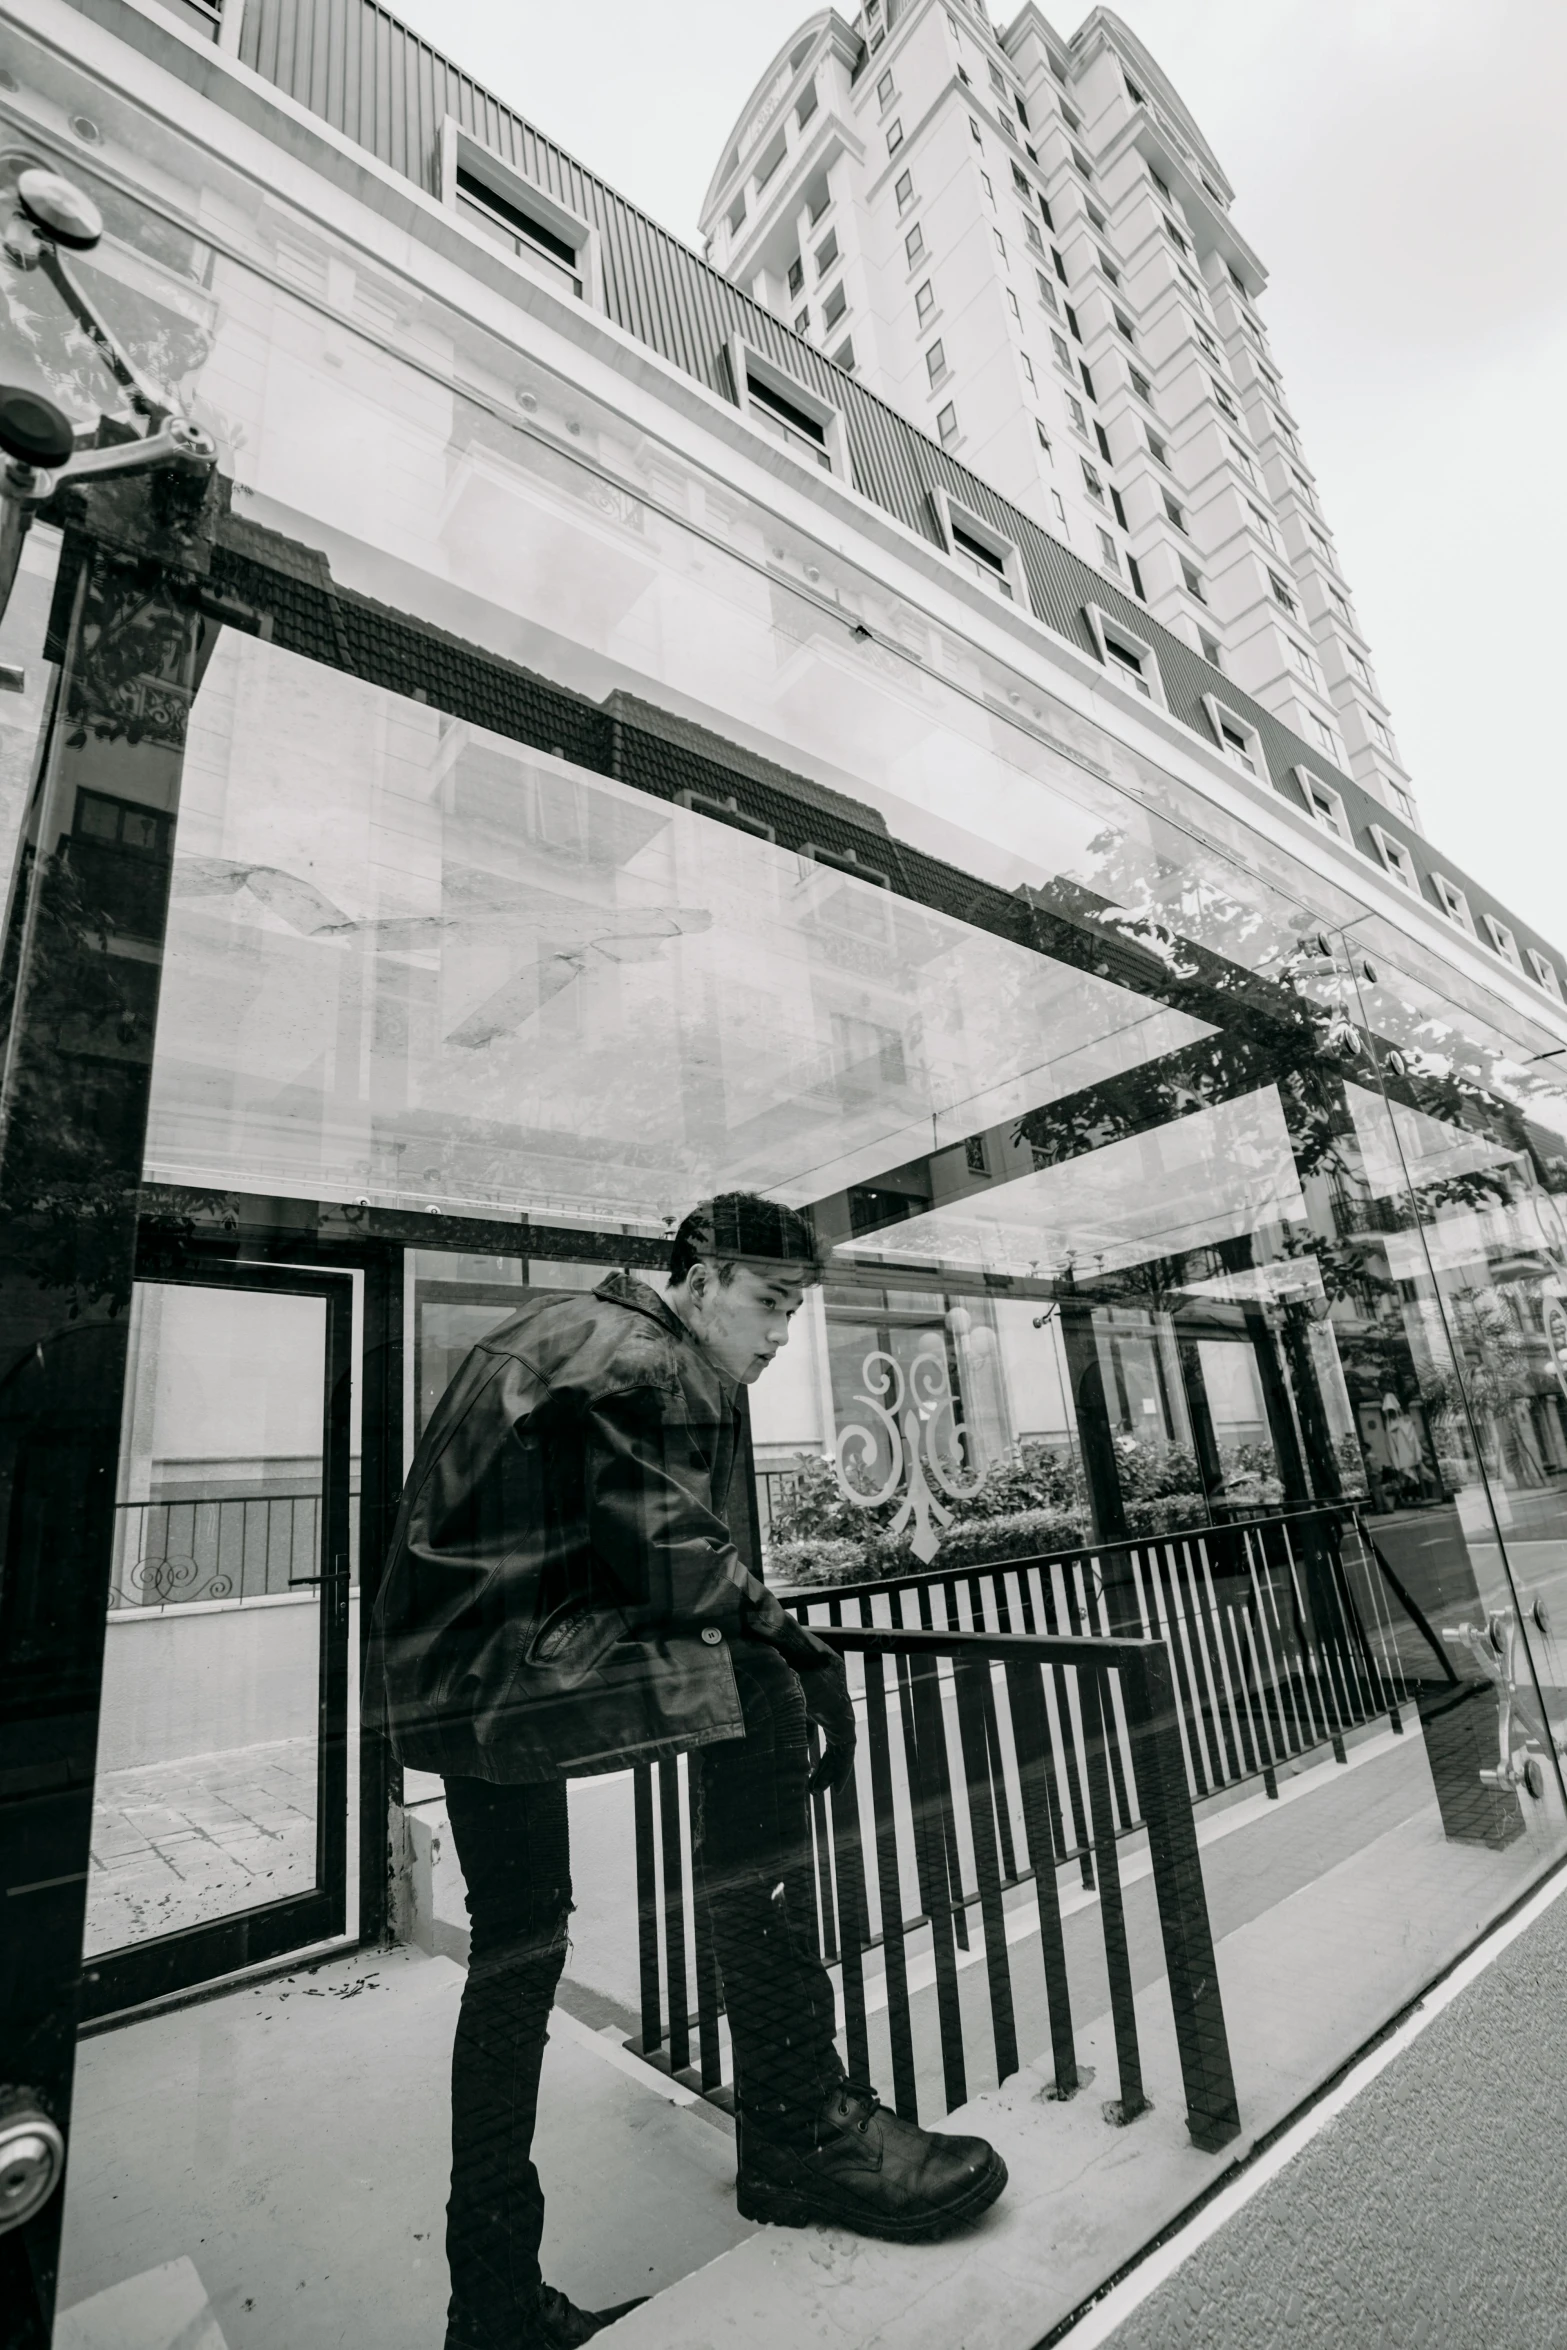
[{"x1": 388, "y1": 0, "x2": 1567, "y2": 947}]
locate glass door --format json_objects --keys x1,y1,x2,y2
[{"x1": 80, "y1": 1262, "x2": 354, "y2": 2019}]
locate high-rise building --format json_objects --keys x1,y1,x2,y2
[{"x1": 701, "y1": 3, "x2": 1421, "y2": 831}]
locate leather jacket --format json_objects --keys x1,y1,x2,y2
[{"x1": 366, "y1": 1272, "x2": 795, "y2": 1781}]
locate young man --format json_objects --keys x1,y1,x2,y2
[{"x1": 368, "y1": 1193, "x2": 1006, "y2": 2350}]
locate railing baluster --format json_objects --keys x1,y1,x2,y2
[
  {"x1": 632, "y1": 1763, "x2": 661, "y2": 2056},
  {"x1": 827, "y1": 1712, "x2": 874, "y2": 2087},
  {"x1": 1004, "y1": 1655, "x2": 1078, "y2": 2099},
  {"x1": 952, "y1": 1652, "x2": 1018, "y2": 2087},
  {"x1": 1119, "y1": 1642, "x2": 1240, "y2": 2151},
  {"x1": 1081, "y1": 1666, "x2": 1145, "y2": 2127},
  {"x1": 692, "y1": 1865, "x2": 724, "y2": 2093},
  {"x1": 862, "y1": 1653, "x2": 918, "y2": 2121},
  {"x1": 657, "y1": 1758, "x2": 690, "y2": 2076},
  {"x1": 903, "y1": 1653, "x2": 968, "y2": 2114}
]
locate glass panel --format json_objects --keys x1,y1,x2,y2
[{"x1": 88, "y1": 1282, "x2": 331, "y2": 1955}]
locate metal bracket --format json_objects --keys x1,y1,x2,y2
[{"x1": 0, "y1": 162, "x2": 218, "y2": 630}]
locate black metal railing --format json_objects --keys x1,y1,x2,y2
[
  {"x1": 629, "y1": 1622, "x2": 1241, "y2": 2155},
  {"x1": 783, "y1": 1505, "x2": 1411, "y2": 1811},
  {"x1": 108, "y1": 1493, "x2": 339, "y2": 1608}
]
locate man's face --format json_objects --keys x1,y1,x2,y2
[{"x1": 683, "y1": 1260, "x2": 808, "y2": 1385}]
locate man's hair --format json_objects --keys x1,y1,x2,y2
[{"x1": 667, "y1": 1192, "x2": 822, "y2": 1287}]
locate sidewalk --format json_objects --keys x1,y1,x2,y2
[{"x1": 1091, "y1": 1863, "x2": 1567, "y2": 2350}]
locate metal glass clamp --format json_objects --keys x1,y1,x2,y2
[
  {"x1": 0, "y1": 2093, "x2": 66, "y2": 2235},
  {"x1": 0, "y1": 160, "x2": 218, "y2": 630}
]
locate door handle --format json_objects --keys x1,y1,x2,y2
[{"x1": 0, "y1": 2094, "x2": 65, "y2": 2234}]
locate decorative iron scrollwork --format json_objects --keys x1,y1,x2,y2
[{"x1": 832, "y1": 1346, "x2": 983, "y2": 1564}]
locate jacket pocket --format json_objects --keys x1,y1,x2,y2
[{"x1": 526, "y1": 1594, "x2": 630, "y2": 1688}]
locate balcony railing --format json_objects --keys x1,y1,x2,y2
[
  {"x1": 109, "y1": 1493, "x2": 340, "y2": 1609},
  {"x1": 629, "y1": 1620, "x2": 1241, "y2": 2154},
  {"x1": 781, "y1": 1504, "x2": 1411, "y2": 1808}
]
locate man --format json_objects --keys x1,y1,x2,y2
[{"x1": 369, "y1": 1193, "x2": 1007, "y2": 2350}]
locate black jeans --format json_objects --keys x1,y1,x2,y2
[{"x1": 441, "y1": 1642, "x2": 840, "y2": 2346}]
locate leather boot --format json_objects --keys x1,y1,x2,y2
[
  {"x1": 446, "y1": 2282, "x2": 646, "y2": 2349},
  {"x1": 735, "y1": 2081, "x2": 1007, "y2": 2242}
]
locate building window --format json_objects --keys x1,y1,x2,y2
[
  {"x1": 1066, "y1": 392, "x2": 1088, "y2": 432},
  {"x1": 1247, "y1": 501, "x2": 1278, "y2": 549},
  {"x1": 895, "y1": 169, "x2": 915, "y2": 211},
  {"x1": 1146, "y1": 428, "x2": 1169, "y2": 466},
  {"x1": 1228, "y1": 437, "x2": 1256, "y2": 482},
  {"x1": 1114, "y1": 307, "x2": 1135, "y2": 341},
  {"x1": 787, "y1": 257, "x2": 804, "y2": 299},
  {"x1": 1038, "y1": 191, "x2": 1054, "y2": 229},
  {"x1": 1080, "y1": 458, "x2": 1105, "y2": 504},
  {"x1": 1199, "y1": 628, "x2": 1222, "y2": 667},
  {"x1": 1431, "y1": 874, "x2": 1475, "y2": 933},
  {"x1": 981, "y1": 171, "x2": 995, "y2": 205},
  {"x1": 452, "y1": 152, "x2": 595, "y2": 301},
  {"x1": 1367, "y1": 712, "x2": 1393, "y2": 752},
  {"x1": 1051, "y1": 331, "x2": 1072, "y2": 373},
  {"x1": 1024, "y1": 216, "x2": 1044, "y2": 252},
  {"x1": 732, "y1": 337, "x2": 847, "y2": 475},
  {"x1": 1347, "y1": 646, "x2": 1372, "y2": 687},
  {"x1": 1086, "y1": 603, "x2": 1164, "y2": 701},
  {"x1": 1284, "y1": 636, "x2": 1321, "y2": 688},
  {"x1": 1099, "y1": 251, "x2": 1120, "y2": 286},
  {"x1": 1130, "y1": 366, "x2": 1152, "y2": 402},
  {"x1": 1182, "y1": 561, "x2": 1206, "y2": 603},
  {"x1": 1052, "y1": 246, "x2": 1068, "y2": 283},
  {"x1": 1098, "y1": 526, "x2": 1121, "y2": 575},
  {"x1": 1052, "y1": 488, "x2": 1069, "y2": 532},
  {"x1": 1072, "y1": 147, "x2": 1094, "y2": 181},
  {"x1": 815, "y1": 230, "x2": 840, "y2": 277},
  {"x1": 937, "y1": 400, "x2": 959, "y2": 446},
  {"x1": 1064, "y1": 302, "x2": 1082, "y2": 342},
  {"x1": 905, "y1": 222, "x2": 926, "y2": 265},
  {"x1": 1150, "y1": 165, "x2": 1172, "y2": 199},
  {"x1": 1163, "y1": 215, "x2": 1189, "y2": 253},
  {"x1": 832, "y1": 337, "x2": 854, "y2": 370},
  {"x1": 1094, "y1": 422, "x2": 1112, "y2": 462},
  {"x1": 1021, "y1": 353, "x2": 1036, "y2": 387},
  {"x1": 926, "y1": 338, "x2": 947, "y2": 385},
  {"x1": 1483, "y1": 913, "x2": 1525, "y2": 970},
  {"x1": 970, "y1": 115, "x2": 983, "y2": 142},
  {"x1": 1012, "y1": 162, "x2": 1031, "y2": 196},
  {"x1": 1163, "y1": 491, "x2": 1187, "y2": 532},
  {"x1": 989, "y1": 59, "x2": 1007, "y2": 95},
  {"x1": 1007, "y1": 287, "x2": 1022, "y2": 323},
  {"x1": 1297, "y1": 769, "x2": 1350, "y2": 843},
  {"x1": 915, "y1": 279, "x2": 936, "y2": 325},
  {"x1": 965, "y1": 1132, "x2": 991, "y2": 1175},
  {"x1": 1309, "y1": 712, "x2": 1337, "y2": 755},
  {"x1": 1036, "y1": 271, "x2": 1059, "y2": 313},
  {"x1": 1213, "y1": 382, "x2": 1238, "y2": 421},
  {"x1": 1268, "y1": 569, "x2": 1297, "y2": 614},
  {"x1": 877, "y1": 67, "x2": 896, "y2": 105},
  {"x1": 1060, "y1": 98, "x2": 1082, "y2": 130},
  {"x1": 794, "y1": 308, "x2": 810, "y2": 334},
  {"x1": 1203, "y1": 694, "x2": 1260, "y2": 775},
  {"x1": 1036, "y1": 418, "x2": 1053, "y2": 454},
  {"x1": 1370, "y1": 824, "x2": 1420, "y2": 893},
  {"x1": 1079, "y1": 361, "x2": 1096, "y2": 400},
  {"x1": 1526, "y1": 949, "x2": 1563, "y2": 1000},
  {"x1": 1110, "y1": 484, "x2": 1128, "y2": 528},
  {"x1": 822, "y1": 282, "x2": 847, "y2": 331}
]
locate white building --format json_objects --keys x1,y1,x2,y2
[{"x1": 701, "y1": 1, "x2": 1422, "y2": 831}]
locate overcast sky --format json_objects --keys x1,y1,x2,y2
[{"x1": 390, "y1": 0, "x2": 1567, "y2": 948}]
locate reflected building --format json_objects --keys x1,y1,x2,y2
[{"x1": 1, "y1": 1, "x2": 1566, "y2": 2346}]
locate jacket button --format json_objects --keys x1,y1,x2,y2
[{"x1": 700, "y1": 1625, "x2": 723, "y2": 1646}]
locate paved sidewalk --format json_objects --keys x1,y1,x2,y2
[
  {"x1": 85, "y1": 1737, "x2": 317, "y2": 1955},
  {"x1": 1098, "y1": 1868, "x2": 1567, "y2": 2350}
]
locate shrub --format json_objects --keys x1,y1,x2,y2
[
  {"x1": 928, "y1": 1506, "x2": 1090, "y2": 1568},
  {"x1": 767, "y1": 1538, "x2": 869, "y2": 1592}
]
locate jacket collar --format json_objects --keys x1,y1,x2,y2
[{"x1": 594, "y1": 1270, "x2": 739, "y2": 1400}]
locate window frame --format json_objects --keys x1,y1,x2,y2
[
  {"x1": 1369, "y1": 823, "x2": 1420, "y2": 894},
  {"x1": 1482, "y1": 912, "x2": 1525, "y2": 970},
  {"x1": 932, "y1": 488, "x2": 1030, "y2": 605},
  {"x1": 726, "y1": 334, "x2": 852, "y2": 479},
  {"x1": 1202, "y1": 692, "x2": 1262, "y2": 777},
  {"x1": 1083, "y1": 603, "x2": 1168, "y2": 707},
  {"x1": 1294, "y1": 767, "x2": 1351, "y2": 844},
  {"x1": 1430, "y1": 872, "x2": 1476, "y2": 934},
  {"x1": 1526, "y1": 948, "x2": 1564, "y2": 1001},
  {"x1": 441, "y1": 121, "x2": 601, "y2": 307}
]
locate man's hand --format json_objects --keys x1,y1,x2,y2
[
  {"x1": 803, "y1": 1659, "x2": 858, "y2": 1797},
  {"x1": 760, "y1": 1607, "x2": 843, "y2": 1674}
]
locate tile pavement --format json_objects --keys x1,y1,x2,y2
[{"x1": 86, "y1": 1737, "x2": 318, "y2": 1956}]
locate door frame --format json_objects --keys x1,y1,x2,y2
[{"x1": 80, "y1": 1257, "x2": 355, "y2": 2022}]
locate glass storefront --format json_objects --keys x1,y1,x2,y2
[{"x1": 4, "y1": 29, "x2": 1567, "y2": 2350}]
